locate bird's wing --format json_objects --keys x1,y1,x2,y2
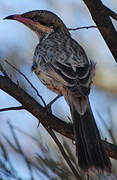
[
  {"x1": 33, "y1": 43, "x2": 95, "y2": 96},
  {"x1": 51, "y1": 58, "x2": 95, "y2": 96}
]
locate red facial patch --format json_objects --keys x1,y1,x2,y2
[{"x1": 13, "y1": 14, "x2": 38, "y2": 25}]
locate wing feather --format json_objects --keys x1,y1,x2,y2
[{"x1": 33, "y1": 38, "x2": 95, "y2": 96}]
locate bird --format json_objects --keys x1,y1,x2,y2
[{"x1": 4, "y1": 10, "x2": 111, "y2": 174}]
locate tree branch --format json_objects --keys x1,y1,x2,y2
[
  {"x1": 0, "y1": 75, "x2": 73, "y2": 139},
  {"x1": 105, "y1": 5, "x2": 117, "y2": 21},
  {"x1": 0, "y1": 75, "x2": 117, "y2": 160},
  {"x1": 82, "y1": 0, "x2": 117, "y2": 62}
]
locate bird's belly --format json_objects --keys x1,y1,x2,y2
[{"x1": 34, "y1": 69, "x2": 62, "y2": 95}]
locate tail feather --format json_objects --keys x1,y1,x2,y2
[{"x1": 70, "y1": 96, "x2": 111, "y2": 172}]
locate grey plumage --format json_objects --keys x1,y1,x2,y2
[
  {"x1": 4, "y1": 10, "x2": 112, "y2": 174},
  {"x1": 33, "y1": 30, "x2": 95, "y2": 96}
]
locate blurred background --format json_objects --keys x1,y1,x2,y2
[{"x1": 0, "y1": 0, "x2": 117, "y2": 179}]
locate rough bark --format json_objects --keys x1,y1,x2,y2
[{"x1": 82, "y1": 0, "x2": 117, "y2": 62}]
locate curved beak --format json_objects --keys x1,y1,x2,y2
[
  {"x1": 3, "y1": 14, "x2": 34, "y2": 24},
  {"x1": 4, "y1": 14, "x2": 22, "y2": 20},
  {"x1": 4, "y1": 15, "x2": 16, "y2": 20}
]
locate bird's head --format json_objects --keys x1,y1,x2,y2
[{"x1": 4, "y1": 10, "x2": 70, "y2": 39}]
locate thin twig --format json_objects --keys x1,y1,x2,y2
[
  {"x1": 68, "y1": 25, "x2": 97, "y2": 31},
  {"x1": 0, "y1": 106, "x2": 24, "y2": 112},
  {"x1": 0, "y1": 166, "x2": 17, "y2": 179},
  {"x1": 5, "y1": 60, "x2": 46, "y2": 107},
  {"x1": 2, "y1": 134, "x2": 19, "y2": 153},
  {"x1": 105, "y1": 6, "x2": 117, "y2": 21},
  {"x1": 7, "y1": 122, "x2": 34, "y2": 180},
  {"x1": 0, "y1": 138, "x2": 18, "y2": 177},
  {"x1": 46, "y1": 128, "x2": 82, "y2": 180},
  {"x1": 3, "y1": 123, "x2": 51, "y2": 179},
  {"x1": 0, "y1": 141, "x2": 7, "y2": 160},
  {"x1": 0, "y1": 63, "x2": 8, "y2": 77}
]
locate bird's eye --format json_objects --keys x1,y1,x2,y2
[{"x1": 33, "y1": 16, "x2": 38, "y2": 22}]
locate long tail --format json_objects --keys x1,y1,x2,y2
[{"x1": 68, "y1": 95, "x2": 111, "y2": 173}]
